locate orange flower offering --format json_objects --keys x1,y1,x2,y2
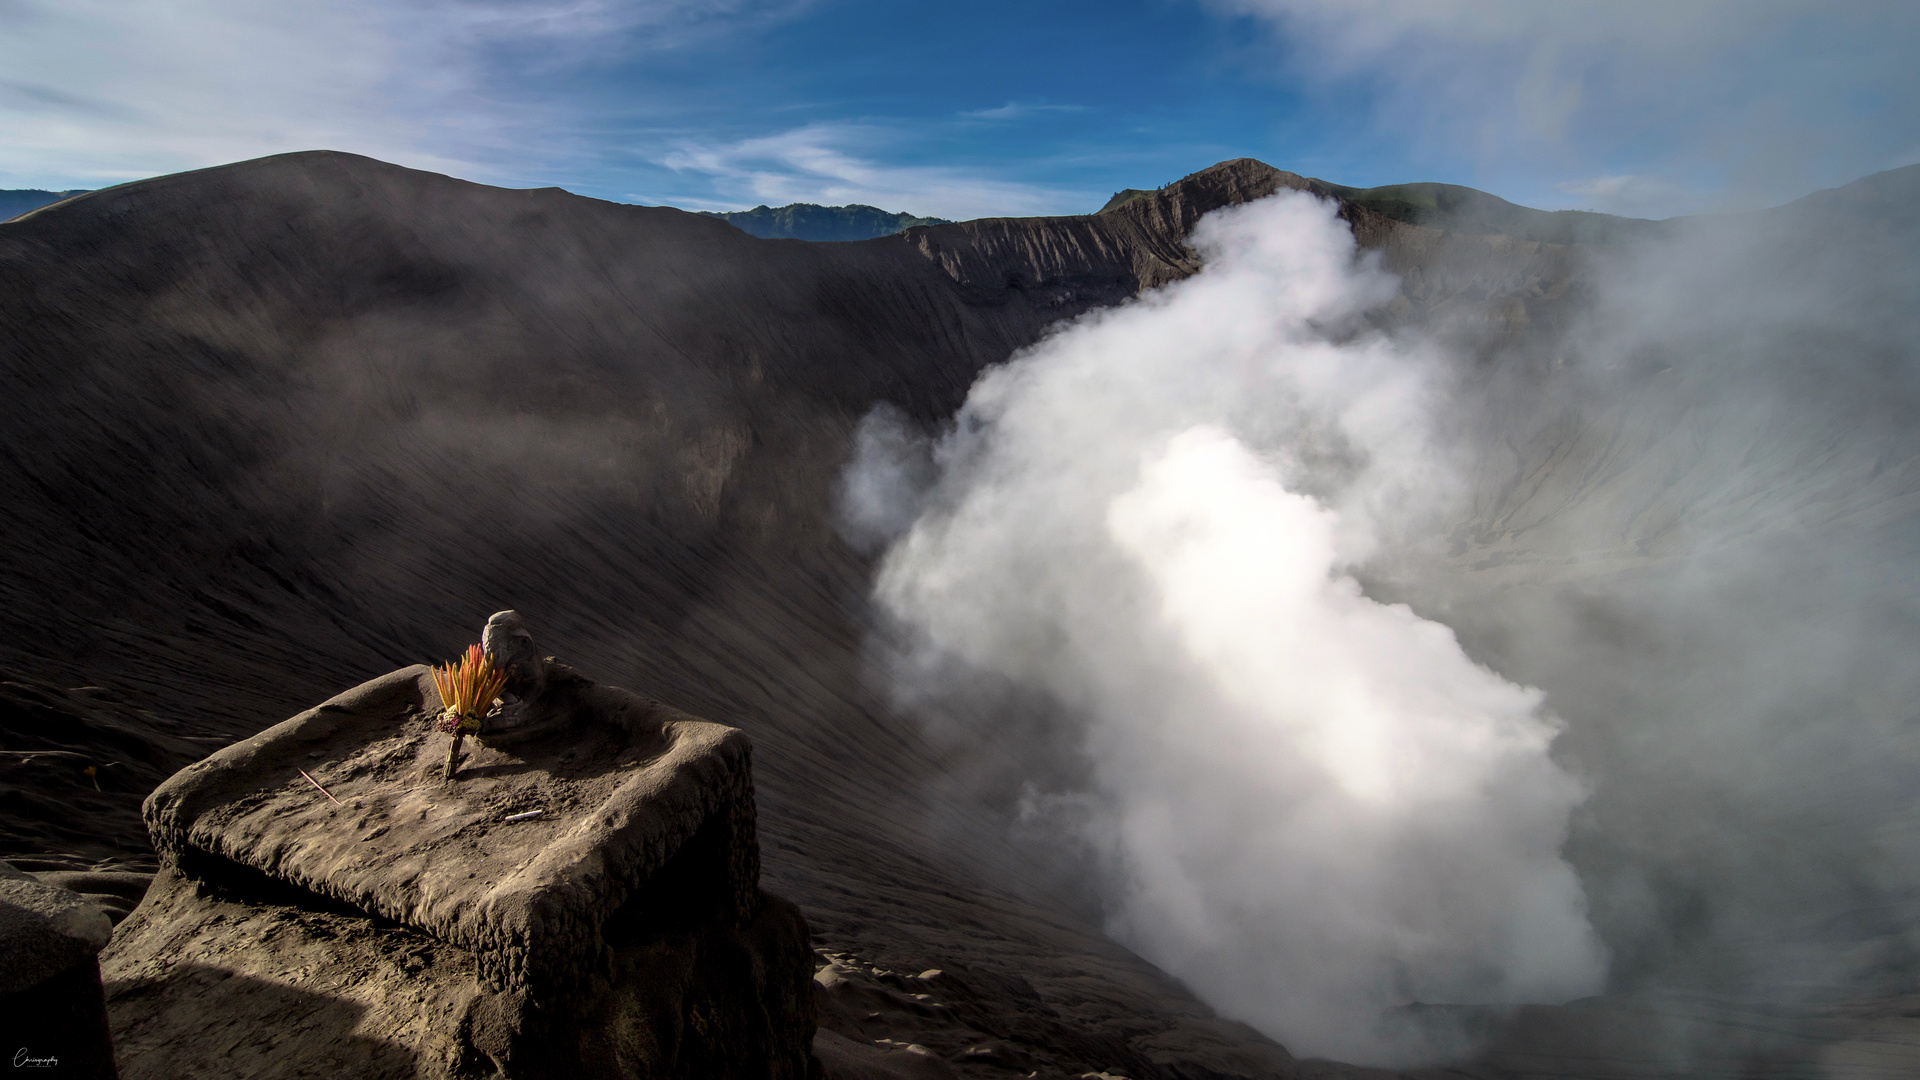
[{"x1": 433, "y1": 644, "x2": 508, "y2": 735}]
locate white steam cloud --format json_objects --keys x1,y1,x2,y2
[{"x1": 858, "y1": 191, "x2": 1606, "y2": 1063}]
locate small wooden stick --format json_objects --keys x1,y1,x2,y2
[
  {"x1": 298, "y1": 767, "x2": 342, "y2": 806},
  {"x1": 445, "y1": 732, "x2": 466, "y2": 780}
]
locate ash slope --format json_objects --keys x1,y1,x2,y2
[
  {"x1": 10, "y1": 149, "x2": 1907, "y2": 1077},
  {"x1": 0, "y1": 150, "x2": 1501, "y2": 1079}
]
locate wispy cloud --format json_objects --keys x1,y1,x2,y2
[
  {"x1": 0, "y1": 0, "x2": 802, "y2": 188},
  {"x1": 960, "y1": 101, "x2": 1091, "y2": 122},
  {"x1": 1213, "y1": 0, "x2": 1920, "y2": 215},
  {"x1": 9, "y1": 0, "x2": 1903, "y2": 218},
  {"x1": 1555, "y1": 174, "x2": 1695, "y2": 218},
  {"x1": 660, "y1": 122, "x2": 1088, "y2": 218}
]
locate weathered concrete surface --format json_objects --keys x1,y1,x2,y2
[{"x1": 104, "y1": 663, "x2": 815, "y2": 1079}]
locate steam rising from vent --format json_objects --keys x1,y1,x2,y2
[
  {"x1": 836, "y1": 403, "x2": 937, "y2": 554},
  {"x1": 856, "y1": 192, "x2": 1607, "y2": 1064}
]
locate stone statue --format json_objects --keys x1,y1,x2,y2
[
  {"x1": 475, "y1": 610, "x2": 576, "y2": 748},
  {"x1": 481, "y1": 609, "x2": 546, "y2": 698}
]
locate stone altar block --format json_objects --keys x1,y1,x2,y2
[{"x1": 104, "y1": 645, "x2": 816, "y2": 1080}]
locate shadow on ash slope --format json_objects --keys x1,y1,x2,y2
[{"x1": 840, "y1": 186, "x2": 1920, "y2": 1066}]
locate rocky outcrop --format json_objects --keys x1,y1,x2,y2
[
  {"x1": 103, "y1": 639, "x2": 815, "y2": 1079},
  {"x1": 888, "y1": 157, "x2": 1590, "y2": 351},
  {"x1": 0, "y1": 862, "x2": 118, "y2": 1077},
  {"x1": 890, "y1": 158, "x2": 1324, "y2": 305}
]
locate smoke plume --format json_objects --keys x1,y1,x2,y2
[
  {"x1": 1386, "y1": 169, "x2": 1920, "y2": 1003},
  {"x1": 849, "y1": 165, "x2": 1920, "y2": 1067},
  {"x1": 856, "y1": 191, "x2": 1609, "y2": 1064}
]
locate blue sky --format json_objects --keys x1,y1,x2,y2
[{"x1": 2, "y1": 1, "x2": 1915, "y2": 220}]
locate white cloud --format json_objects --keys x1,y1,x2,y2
[
  {"x1": 1214, "y1": 0, "x2": 1920, "y2": 214},
  {"x1": 0, "y1": 0, "x2": 794, "y2": 189},
  {"x1": 660, "y1": 122, "x2": 1086, "y2": 218}
]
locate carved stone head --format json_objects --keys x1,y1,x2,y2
[{"x1": 481, "y1": 610, "x2": 547, "y2": 699}]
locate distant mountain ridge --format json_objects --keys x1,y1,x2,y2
[
  {"x1": 1, "y1": 189, "x2": 91, "y2": 221},
  {"x1": 1101, "y1": 175, "x2": 1667, "y2": 244},
  {"x1": 1325, "y1": 180, "x2": 1669, "y2": 244},
  {"x1": 700, "y1": 202, "x2": 951, "y2": 241}
]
